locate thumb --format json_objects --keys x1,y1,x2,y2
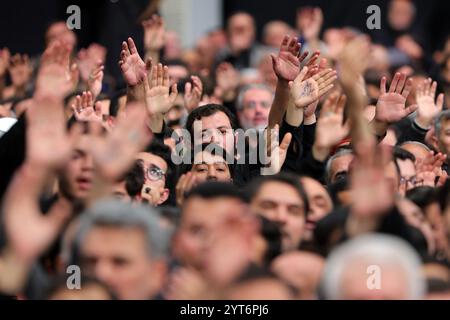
[
  {"x1": 280, "y1": 132, "x2": 292, "y2": 151},
  {"x1": 270, "y1": 54, "x2": 277, "y2": 69}
]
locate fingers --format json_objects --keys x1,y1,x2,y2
[
  {"x1": 380, "y1": 76, "x2": 387, "y2": 95},
  {"x1": 279, "y1": 132, "x2": 292, "y2": 151},
  {"x1": 436, "y1": 93, "x2": 444, "y2": 111},
  {"x1": 388, "y1": 73, "x2": 400, "y2": 93},
  {"x1": 401, "y1": 78, "x2": 413, "y2": 99},
  {"x1": 127, "y1": 37, "x2": 138, "y2": 55},
  {"x1": 169, "y1": 83, "x2": 178, "y2": 102},
  {"x1": 294, "y1": 66, "x2": 309, "y2": 83},
  {"x1": 404, "y1": 103, "x2": 418, "y2": 116},
  {"x1": 162, "y1": 65, "x2": 170, "y2": 87}
]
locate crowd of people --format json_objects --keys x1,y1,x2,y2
[{"x1": 0, "y1": 0, "x2": 450, "y2": 300}]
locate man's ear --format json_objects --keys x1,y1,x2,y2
[{"x1": 157, "y1": 188, "x2": 170, "y2": 205}]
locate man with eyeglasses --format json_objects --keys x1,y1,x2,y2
[
  {"x1": 236, "y1": 84, "x2": 274, "y2": 131},
  {"x1": 136, "y1": 140, "x2": 173, "y2": 206},
  {"x1": 394, "y1": 147, "x2": 421, "y2": 196}
]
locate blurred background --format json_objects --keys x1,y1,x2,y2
[{"x1": 0, "y1": 0, "x2": 448, "y2": 87}]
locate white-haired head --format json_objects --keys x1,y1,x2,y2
[{"x1": 321, "y1": 234, "x2": 426, "y2": 300}]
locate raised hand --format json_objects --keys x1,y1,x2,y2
[
  {"x1": 289, "y1": 67, "x2": 337, "y2": 108},
  {"x1": 119, "y1": 37, "x2": 147, "y2": 86},
  {"x1": 88, "y1": 103, "x2": 153, "y2": 181},
  {"x1": 270, "y1": 35, "x2": 304, "y2": 81},
  {"x1": 184, "y1": 75, "x2": 203, "y2": 111},
  {"x1": 350, "y1": 142, "x2": 394, "y2": 219},
  {"x1": 215, "y1": 62, "x2": 239, "y2": 100},
  {"x1": 9, "y1": 53, "x2": 32, "y2": 89},
  {"x1": 313, "y1": 93, "x2": 349, "y2": 161},
  {"x1": 26, "y1": 95, "x2": 81, "y2": 171},
  {"x1": 87, "y1": 63, "x2": 104, "y2": 99},
  {"x1": 0, "y1": 48, "x2": 10, "y2": 77},
  {"x1": 415, "y1": 78, "x2": 444, "y2": 128},
  {"x1": 416, "y1": 151, "x2": 447, "y2": 187},
  {"x1": 375, "y1": 73, "x2": 417, "y2": 124},
  {"x1": 142, "y1": 14, "x2": 165, "y2": 52},
  {"x1": 299, "y1": 7, "x2": 323, "y2": 42},
  {"x1": 71, "y1": 91, "x2": 103, "y2": 122},
  {"x1": 144, "y1": 62, "x2": 178, "y2": 115},
  {"x1": 261, "y1": 125, "x2": 292, "y2": 175},
  {"x1": 175, "y1": 172, "x2": 199, "y2": 207},
  {"x1": 36, "y1": 40, "x2": 77, "y2": 99}
]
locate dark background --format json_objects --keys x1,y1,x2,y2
[{"x1": 0, "y1": 0, "x2": 448, "y2": 73}]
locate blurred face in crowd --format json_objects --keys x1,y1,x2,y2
[
  {"x1": 238, "y1": 88, "x2": 273, "y2": 130},
  {"x1": 437, "y1": 119, "x2": 450, "y2": 157},
  {"x1": 397, "y1": 158, "x2": 417, "y2": 195},
  {"x1": 400, "y1": 143, "x2": 429, "y2": 163},
  {"x1": 136, "y1": 152, "x2": 169, "y2": 206},
  {"x1": 194, "y1": 111, "x2": 235, "y2": 156},
  {"x1": 423, "y1": 201, "x2": 449, "y2": 256},
  {"x1": 328, "y1": 153, "x2": 354, "y2": 183},
  {"x1": 225, "y1": 278, "x2": 294, "y2": 300},
  {"x1": 174, "y1": 196, "x2": 245, "y2": 270},
  {"x1": 46, "y1": 21, "x2": 77, "y2": 50},
  {"x1": 300, "y1": 177, "x2": 333, "y2": 241},
  {"x1": 388, "y1": 0, "x2": 415, "y2": 31},
  {"x1": 340, "y1": 259, "x2": 411, "y2": 299},
  {"x1": 271, "y1": 251, "x2": 325, "y2": 299},
  {"x1": 168, "y1": 65, "x2": 189, "y2": 86},
  {"x1": 263, "y1": 21, "x2": 294, "y2": 48},
  {"x1": 59, "y1": 134, "x2": 94, "y2": 201},
  {"x1": 48, "y1": 283, "x2": 112, "y2": 300},
  {"x1": 250, "y1": 181, "x2": 306, "y2": 251},
  {"x1": 191, "y1": 150, "x2": 232, "y2": 183},
  {"x1": 80, "y1": 225, "x2": 166, "y2": 300},
  {"x1": 227, "y1": 13, "x2": 256, "y2": 53}
]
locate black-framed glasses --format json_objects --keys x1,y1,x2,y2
[
  {"x1": 147, "y1": 165, "x2": 166, "y2": 181},
  {"x1": 400, "y1": 176, "x2": 423, "y2": 186}
]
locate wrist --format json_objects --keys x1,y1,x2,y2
[
  {"x1": 312, "y1": 144, "x2": 330, "y2": 162},
  {"x1": 414, "y1": 115, "x2": 432, "y2": 130},
  {"x1": 304, "y1": 114, "x2": 316, "y2": 125},
  {"x1": 370, "y1": 118, "x2": 388, "y2": 136}
]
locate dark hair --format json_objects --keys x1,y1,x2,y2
[
  {"x1": 258, "y1": 215, "x2": 283, "y2": 265},
  {"x1": 109, "y1": 88, "x2": 127, "y2": 117},
  {"x1": 185, "y1": 104, "x2": 239, "y2": 137},
  {"x1": 145, "y1": 139, "x2": 174, "y2": 178},
  {"x1": 182, "y1": 143, "x2": 235, "y2": 178},
  {"x1": 406, "y1": 186, "x2": 438, "y2": 210},
  {"x1": 122, "y1": 160, "x2": 145, "y2": 197},
  {"x1": 245, "y1": 172, "x2": 310, "y2": 216},
  {"x1": 327, "y1": 176, "x2": 350, "y2": 208},
  {"x1": 184, "y1": 181, "x2": 248, "y2": 203},
  {"x1": 393, "y1": 146, "x2": 416, "y2": 175}
]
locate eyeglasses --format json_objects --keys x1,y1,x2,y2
[
  {"x1": 146, "y1": 165, "x2": 166, "y2": 181},
  {"x1": 400, "y1": 176, "x2": 423, "y2": 186}
]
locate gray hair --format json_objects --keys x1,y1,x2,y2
[
  {"x1": 325, "y1": 149, "x2": 354, "y2": 184},
  {"x1": 236, "y1": 83, "x2": 274, "y2": 111},
  {"x1": 434, "y1": 110, "x2": 450, "y2": 137},
  {"x1": 73, "y1": 199, "x2": 172, "y2": 260},
  {"x1": 321, "y1": 234, "x2": 426, "y2": 300}
]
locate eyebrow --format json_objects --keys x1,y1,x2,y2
[{"x1": 201, "y1": 126, "x2": 232, "y2": 133}]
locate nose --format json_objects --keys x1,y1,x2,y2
[
  {"x1": 82, "y1": 154, "x2": 94, "y2": 171},
  {"x1": 94, "y1": 260, "x2": 115, "y2": 285},
  {"x1": 207, "y1": 166, "x2": 217, "y2": 180},
  {"x1": 271, "y1": 206, "x2": 288, "y2": 225}
]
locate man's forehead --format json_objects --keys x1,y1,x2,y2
[
  {"x1": 194, "y1": 112, "x2": 232, "y2": 130},
  {"x1": 244, "y1": 88, "x2": 273, "y2": 102},
  {"x1": 137, "y1": 152, "x2": 167, "y2": 170}
]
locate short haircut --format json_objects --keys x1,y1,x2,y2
[
  {"x1": 185, "y1": 104, "x2": 239, "y2": 136},
  {"x1": 393, "y1": 146, "x2": 416, "y2": 162},
  {"x1": 321, "y1": 234, "x2": 425, "y2": 299},
  {"x1": 236, "y1": 83, "x2": 274, "y2": 111},
  {"x1": 246, "y1": 172, "x2": 310, "y2": 216},
  {"x1": 145, "y1": 139, "x2": 174, "y2": 178},
  {"x1": 325, "y1": 149, "x2": 354, "y2": 184},
  {"x1": 184, "y1": 181, "x2": 248, "y2": 203},
  {"x1": 434, "y1": 110, "x2": 450, "y2": 136},
  {"x1": 73, "y1": 199, "x2": 172, "y2": 261},
  {"x1": 121, "y1": 160, "x2": 145, "y2": 197}
]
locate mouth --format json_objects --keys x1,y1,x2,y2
[
  {"x1": 305, "y1": 219, "x2": 316, "y2": 230},
  {"x1": 76, "y1": 177, "x2": 92, "y2": 191}
]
